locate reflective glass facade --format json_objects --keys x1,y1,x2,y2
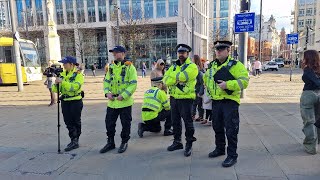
[
  {"x1": 220, "y1": 0, "x2": 228, "y2": 18},
  {"x1": 156, "y1": 0, "x2": 166, "y2": 18},
  {"x1": 35, "y1": 0, "x2": 43, "y2": 26},
  {"x1": 25, "y1": 0, "x2": 33, "y2": 26},
  {"x1": 120, "y1": 0, "x2": 130, "y2": 19},
  {"x1": 219, "y1": 19, "x2": 228, "y2": 37},
  {"x1": 109, "y1": 0, "x2": 117, "y2": 20},
  {"x1": 132, "y1": 0, "x2": 142, "y2": 19},
  {"x1": 169, "y1": 0, "x2": 178, "y2": 17},
  {"x1": 98, "y1": 0, "x2": 106, "y2": 21},
  {"x1": 87, "y1": 0, "x2": 96, "y2": 22},
  {"x1": 16, "y1": 0, "x2": 23, "y2": 27},
  {"x1": 65, "y1": 0, "x2": 74, "y2": 24},
  {"x1": 76, "y1": 0, "x2": 85, "y2": 23},
  {"x1": 55, "y1": 0, "x2": 64, "y2": 24},
  {"x1": 144, "y1": 0, "x2": 153, "y2": 18}
]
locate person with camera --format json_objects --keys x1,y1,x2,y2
[
  {"x1": 52, "y1": 56, "x2": 84, "y2": 152},
  {"x1": 204, "y1": 40, "x2": 249, "y2": 167},
  {"x1": 100, "y1": 46, "x2": 137, "y2": 154},
  {"x1": 43, "y1": 61, "x2": 56, "y2": 106}
]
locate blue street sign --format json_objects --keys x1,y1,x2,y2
[
  {"x1": 234, "y1": 12, "x2": 255, "y2": 33},
  {"x1": 287, "y1": 33, "x2": 299, "y2": 44}
]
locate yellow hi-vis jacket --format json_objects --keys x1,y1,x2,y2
[
  {"x1": 103, "y1": 60, "x2": 137, "y2": 108},
  {"x1": 52, "y1": 67, "x2": 84, "y2": 101},
  {"x1": 163, "y1": 57, "x2": 198, "y2": 99},
  {"x1": 141, "y1": 87, "x2": 170, "y2": 121},
  {"x1": 203, "y1": 56, "x2": 249, "y2": 104}
]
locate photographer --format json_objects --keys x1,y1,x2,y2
[
  {"x1": 52, "y1": 56, "x2": 84, "y2": 152},
  {"x1": 43, "y1": 61, "x2": 56, "y2": 106}
]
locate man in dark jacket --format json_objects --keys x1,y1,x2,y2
[{"x1": 192, "y1": 70, "x2": 204, "y2": 121}]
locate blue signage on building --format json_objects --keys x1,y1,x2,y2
[
  {"x1": 234, "y1": 12, "x2": 255, "y2": 33},
  {"x1": 287, "y1": 33, "x2": 299, "y2": 44}
]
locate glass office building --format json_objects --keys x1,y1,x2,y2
[{"x1": 12, "y1": 0, "x2": 210, "y2": 68}]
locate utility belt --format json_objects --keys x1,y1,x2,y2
[{"x1": 60, "y1": 91, "x2": 85, "y2": 100}]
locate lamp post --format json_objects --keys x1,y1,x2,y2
[{"x1": 190, "y1": 2, "x2": 195, "y2": 57}]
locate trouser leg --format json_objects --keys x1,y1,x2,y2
[{"x1": 119, "y1": 106, "x2": 132, "y2": 143}]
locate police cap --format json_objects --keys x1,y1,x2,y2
[
  {"x1": 176, "y1": 44, "x2": 192, "y2": 53},
  {"x1": 214, "y1": 40, "x2": 233, "y2": 50}
]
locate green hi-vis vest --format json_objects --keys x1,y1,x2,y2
[
  {"x1": 141, "y1": 87, "x2": 170, "y2": 121},
  {"x1": 203, "y1": 56, "x2": 249, "y2": 104},
  {"x1": 103, "y1": 61, "x2": 137, "y2": 108},
  {"x1": 52, "y1": 67, "x2": 84, "y2": 101},
  {"x1": 163, "y1": 57, "x2": 198, "y2": 99}
]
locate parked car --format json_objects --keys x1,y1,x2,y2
[
  {"x1": 271, "y1": 58, "x2": 285, "y2": 68},
  {"x1": 262, "y1": 62, "x2": 279, "y2": 71}
]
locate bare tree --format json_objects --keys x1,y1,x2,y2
[
  {"x1": 208, "y1": 27, "x2": 230, "y2": 59},
  {"x1": 115, "y1": 5, "x2": 155, "y2": 64}
]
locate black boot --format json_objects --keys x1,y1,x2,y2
[
  {"x1": 167, "y1": 141, "x2": 183, "y2": 151},
  {"x1": 184, "y1": 142, "x2": 192, "y2": 157},
  {"x1": 138, "y1": 123, "x2": 144, "y2": 138},
  {"x1": 222, "y1": 156, "x2": 237, "y2": 167},
  {"x1": 100, "y1": 138, "x2": 115, "y2": 154},
  {"x1": 118, "y1": 142, "x2": 128, "y2": 153},
  {"x1": 163, "y1": 129, "x2": 174, "y2": 136},
  {"x1": 64, "y1": 138, "x2": 79, "y2": 152},
  {"x1": 208, "y1": 149, "x2": 225, "y2": 158}
]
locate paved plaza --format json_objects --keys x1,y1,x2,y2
[{"x1": 0, "y1": 68, "x2": 320, "y2": 180}]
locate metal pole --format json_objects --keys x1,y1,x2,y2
[
  {"x1": 305, "y1": 26, "x2": 309, "y2": 50},
  {"x1": 290, "y1": 44, "x2": 293, "y2": 81},
  {"x1": 9, "y1": 0, "x2": 23, "y2": 91},
  {"x1": 116, "y1": 5, "x2": 120, "y2": 46},
  {"x1": 191, "y1": 3, "x2": 195, "y2": 57},
  {"x1": 24, "y1": 9, "x2": 29, "y2": 39},
  {"x1": 258, "y1": 0, "x2": 263, "y2": 63}
]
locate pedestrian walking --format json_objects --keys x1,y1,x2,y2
[
  {"x1": 300, "y1": 50, "x2": 320, "y2": 155},
  {"x1": 204, "y1": 40, "x2": 249, "y2": 167},
  {"x1": 100, "y1": 46, "x2": 138, "y2": 154},
  {"x1": 150, "y1": 59, "x2": 166, "y2": 86},
  {"x1": 192, "y1": 55, "x2": 205, "y2": 122},
  {"x1": 138, "y1": 77, "x2": 174, "y2": 138},
  {"x1": 254, "y1": 58, "x2": 262, "y2": 77},
  {"x1": 91, "y1": 63, "x2": 97, "y2": 77},
  {"x1": 142, "y1": 62, "x2": 147, "y2": 78},
  {"x1": 43, "y1": 61, "x2": 56, "y2": 106},
  {"x1": 163, "y1": 44, "x2": 198, "y2": 157},
  {"x1": 52, "y1": 56, "x2": 84, "y2": 152}
]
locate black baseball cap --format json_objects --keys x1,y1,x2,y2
[
  {"x1": 109, "y1": 46, "x2": 126, "y2": 53},
  {"x1": 58, "y1": 56, "x2": 79, "y2": 65}
]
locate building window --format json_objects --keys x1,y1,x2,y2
[
  {"x1": 314, "y1": 8, "x2": 316, "y2": 15},
  {"x1": 65, "y1": 0, "x2": 74, "y2": 24},
  {"x1": 132, "y1": 0, "x2": 142, "y2": 19},
  {"x1": 306, "y1": 8, "x2": 313, "y2": 16},
  {"x1": 76, "y1": 0, "x2": 85, "y2": 23},
  {"x1": 87, "y1": 0, "x2": 96, "y2": 22},
  {"x1": 55, "y1": 0, "x2": 64, "y2": 24},
  {"x1": 98, "y1": 0, "x2": 106, "y2": 21},
  {"x1": 16, "y1": 0, "x2": 23, "y2": 27},
  {"x1": 120, "y1": 0, "x2": 130, "y2": 19},
  {"x1": 24, "y1": 0, "x2": 33, "y2": 27},
  {"x1": 157, "y1": 0, "x2": 166, "y2": 18},
  {"x1": 144, "y1": 0, "x2": 153, "y2": 19},
  {"x1": 219, "y1": 19, "x2": 228, "y2": 38},
  {"x1": 109, "y1": 0, "x2": 117, "y2": 21},
  {"x1": 299, "y1": 9, "x2": 305, "y2": 16},
  {"x1": 213, "y1": 0, "x2": 216, "y2": 18},
  {"x1": 298, "y1": 19, "x2": 304, "y2": 27},
  {"x1": 35, "y1": 0, "x2": 43, "y2": 26},
  {"x1": 169, "y1": 0, "x2": 178, "y2": 17},
  {"x1": 306, "y1": 19, "x2": 312, "y2": 26}
]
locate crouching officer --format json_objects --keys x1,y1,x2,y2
[
  {"x1": 138, "y1": 77, "x2": 174, "y2": 137},
  {"x1": 53, "y1": 56, "x2": 84, "y2": 152},
  {"x1": 163, "y1": 44, "x2": 198, "y2": 157},
  {"x1": 100, "y1": 46, "x2": 138, "y2": 154},
  {"x1": 204, "y1": 40, "x2": 249, "y2": 167}
]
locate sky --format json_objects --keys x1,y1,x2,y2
[{"x1": 251, "y1": 0, "x2": 295, "y2": 33}]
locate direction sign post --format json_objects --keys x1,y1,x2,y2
[
  {"x1": 234, "y1": 12, "x2": 255, "y2": 33},
  {"x1": 287, "y1": 33, "x2": 299, "y2": 81}
]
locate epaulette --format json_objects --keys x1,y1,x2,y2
[{"x1": 125, "y1": 61, "x2": 132, "y2": 66}]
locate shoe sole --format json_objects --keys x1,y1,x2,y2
[
  {"x1": 167, "y1": 146, "x2": 183, "y2": 151},
  {"x1": 99, "y1": 147, "x2": 116, "y2": 154},
  {"x1": 208, "y1": 153, "x2": 225, "y2": 158},
  {"x1": 64, "y1": 145, "x2": 79, "y2": 152},
  {"x1": 222, "y1": 160, "x2": 237, "y2": 168}
]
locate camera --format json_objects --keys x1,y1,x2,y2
[{"x1": 44, "y1": 64, "x2": 63, "y2": 77}]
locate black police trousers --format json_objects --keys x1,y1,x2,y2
[
  {"x1": 142, "y1": 110, "x2": 172, "y2": 132},
  {"x1": 212, "y1": 99, "x2": 240, "y2": 158},
  {"x1": 61, "y1": 99, "x2": 83, "y2": 139},
  {"x1": 170, "y1": 97, "x2": 196, "y2": 142},
  {"x1": 105, "y1": 106, "x2": 132, "y2": 143}
]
